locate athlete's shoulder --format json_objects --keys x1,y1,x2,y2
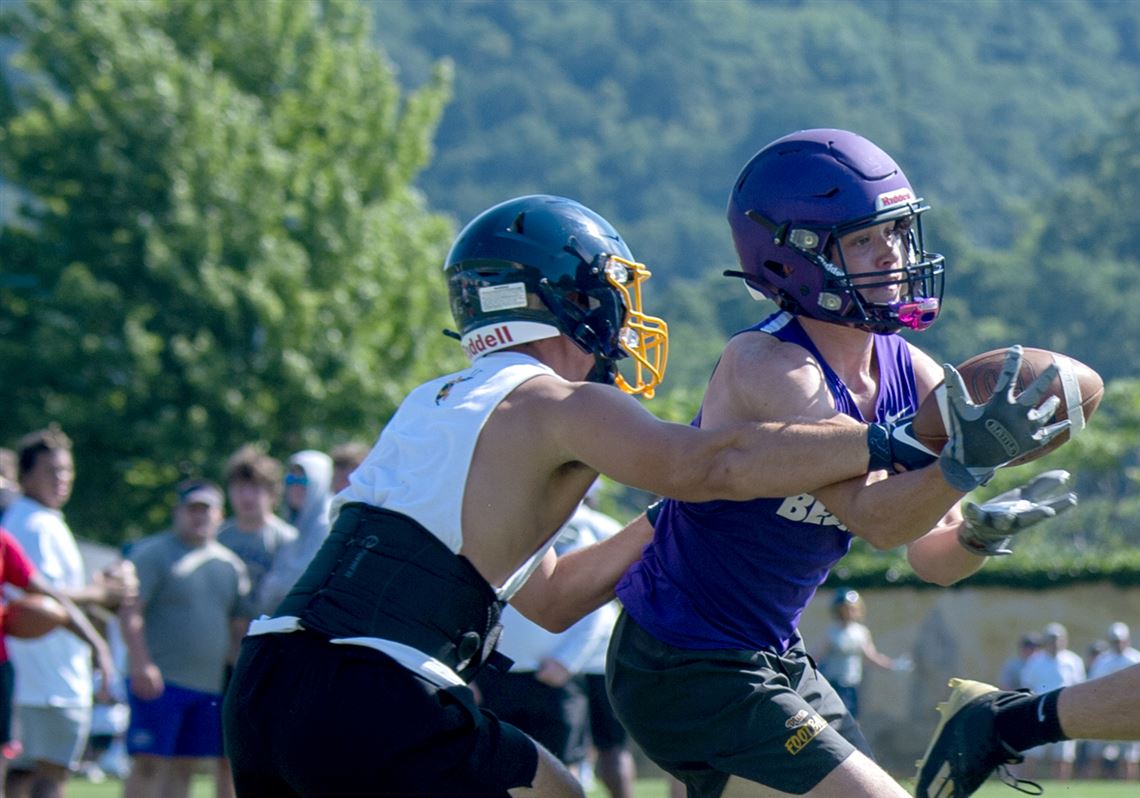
[
  {"x1": 901, "y1": 340, "x2": 943, "y2": 395},
  {"x1": 722, "y1": 324, "x2": 817, "y2": 374},
  {"x1": 710, "y1": 326, "x2": 829, "y2": 421}
]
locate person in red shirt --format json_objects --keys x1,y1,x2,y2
[{"x1": 0, "y1": 527, "x2": 115, "y2": 789}]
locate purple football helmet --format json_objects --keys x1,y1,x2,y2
[{"x1": 726, "y1": 129, "x2": 945, "y2": 333}]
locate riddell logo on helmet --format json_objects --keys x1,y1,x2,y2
[
  {"x1": 464, "y1": 326, "x2": 515, "y2": 358},
  {"x1": 875, "y1": 189, "x2": 915, "y2": 211}
]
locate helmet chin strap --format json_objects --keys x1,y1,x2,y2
[{"x1": 585, "y1": 354, "x2": 617, "y2": 385}]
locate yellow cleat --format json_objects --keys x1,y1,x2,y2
[{"x1": 913, "y1": 678, "x2": 1039, "y2": 798}]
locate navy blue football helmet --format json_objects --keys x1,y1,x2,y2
[
  {"x1": 726, "y1": 129, "x2": 945, "y2": 333},
  {"x1": 444, "y1": 195, "x2": 667, "y2": 397}
]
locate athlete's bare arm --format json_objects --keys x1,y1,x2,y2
[
  {"x1": 510, "y1": 513, "x2": 653, "y2": 632},
  {"x1": 705, "y1": 332, "x2": 975, "y2": 560},
  {"x1": 1057, "y1": 663, "x2": 1140, "y2": 740},
  {"x1": 463, "y1": 336, "x2": 879, "y2": 628}
]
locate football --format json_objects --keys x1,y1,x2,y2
[
  {"x1": 912, "y1": 347, "x2": 1104, "y2": 467},
  {"x1": 4, "y1": 594, "x2": 69, "y2": 640}
]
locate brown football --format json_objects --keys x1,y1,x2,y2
[
  {"x1": 4, "y1": 594, "x2": 69, "y2": 640},
  {"x1": 913, "y1": 347, "x2": 1103, "y2": 467}
]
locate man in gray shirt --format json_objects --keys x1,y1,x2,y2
[
  {"x1": 216, "y1": 445, "x2": 296, "y2": 618},
  {"x1": 120, "y1": 479, "x2": 248, "y2": 798}
]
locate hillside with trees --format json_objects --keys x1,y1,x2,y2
[
  {"x1": 2, "y1": 0, "x2": 1137, "y2": 568},
  {"x1": 370, "y1": 0, "x2": 1140, "y2": 383}
]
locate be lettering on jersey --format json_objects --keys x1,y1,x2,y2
[{"x1": 776, "y1": 493, "x2": 848, "y2": 530}]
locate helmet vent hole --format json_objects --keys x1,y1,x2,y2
[
  {"x1": 762, "y1": 260, "x2": 792, "y2": 279},
  {"x1": 511, "y1": 212, "x2": 526, "y2": 234},
  {"x1": 814, "y1": 187, "x2": 841, "y2": 199}
]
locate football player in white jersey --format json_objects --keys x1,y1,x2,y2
[{"x1": 223, "y1": 194, "x2": 1063, "y2": 797}]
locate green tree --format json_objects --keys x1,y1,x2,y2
[{"x1": 0, "y1": 0, "x2": 458, "y2": 542}]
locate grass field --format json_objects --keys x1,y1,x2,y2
[
  {"x1": 607, "y1": 779, "x2": 1135, "y2": 797},
  {"x1": 64, "y1": 776, "x2": 1140, "y2": 797}
]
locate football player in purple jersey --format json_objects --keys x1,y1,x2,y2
[
  {"x1": 606, "y1": 130, "x2": 1076, "y2": 798},
  {"x1": 223, "y1": 191, "x2": 1063, "y2": 797}
]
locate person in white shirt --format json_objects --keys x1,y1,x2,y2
[
  {"x1": 567, "y1": 490, "x2": 636, "y2": 798},
  {"x1": 815, "y1": 589, "x2": 910, "y2": 720},
  {"x1": 1085, "y1": 622, "x2": 1140, "y2": 779},
  {"x1": 1018, "y1": 622, "x2": 1086, "y2": 780},
  {"x1": 2, "y1": 426, "x2": 128, "y2": 798},
  {"x1": 472, "y1": 514, "x2": 613, "y2": 775},
  {"x1": 996, "y1": 632, "x2": 1042, "y2": 691}
]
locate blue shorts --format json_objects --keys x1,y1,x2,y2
[{"x1": 127, "y1": 681, "x2": 224, "y2": 758}]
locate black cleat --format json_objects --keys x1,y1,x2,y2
[{"x1": 914, "y1": 678, "x2": 1042, "y2": 797}]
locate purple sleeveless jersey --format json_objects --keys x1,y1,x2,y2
[{"x1": 615, "y1": 311, "x2": 921, "y2": 653}]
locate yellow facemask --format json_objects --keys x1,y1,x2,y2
[{"x1": 602, "y1": 255, "x2": 669, "y2": 399}]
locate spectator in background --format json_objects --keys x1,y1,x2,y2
[
  {"x1": 1084, "y1": 639, "x2": 1108, "y2": 673},
  {"x1": 815, "y1": 588, "x2": 911, "y2": 720},
  {"x1": 472, "y1": 506, "x2": 615, "y2": 779},
  {"x1": 216, "y1": 446, "x2": 297, "y2": 618},
  {"x1": 0, "y1": 449, "x2": 18, "y2": 515},
  {"x1": 992, "y1": 630, "x2": 1045, "y2": 781},
  {"x1": 1019, "y1": 622, "x2": 1086, "y2": 780},
  {"x1": 997, "y1": 632, "x2": 1043, "y2": 690},
  {"x1": 76, "y1": 601, "x2": 131, "y2": 784},
  {"x1": 120, "y1": 480, "x2": 249, "y2": 798},
  {"x1": 1073, "y1": 638, "x2": 1108, "y2": 779},
  {"x1": 329, "y1": 442, "x2": 370, "y2": 494},
  {"x1": 570, "y1": 488, "x2": 635, "y2": 798},
  {"x1": 1085, "y1": 622, "x2": 1140, "y2": 780},
  {"x1": 255, "y1": 451, "x2": 333, "y2": 615},
  {"x1": 3, "y1": 426, "x2": 132, "y2": 798},
  {"x1": 1, "y1": 527, "x2": 115, "y2": 795},
  {"x1": 916, "y1": 663, "x2": 1140, "y2": 797}
]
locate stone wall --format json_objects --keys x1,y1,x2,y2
[{"x1": 795, "y1": 583, "x2": 1140, "y2": 775}]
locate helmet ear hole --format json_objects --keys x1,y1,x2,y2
[{"x1": 762, "y1": 260, "x2": 792, "y2": 279}]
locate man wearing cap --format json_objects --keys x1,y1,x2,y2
[
  {"x1": 120, "y1": 479, "x2": 249, "y2": 798},
  {"x1": 997, "y1": 632, "x2": 1043, "y2": 691},
  {"x1": 1086, "y1": 622, "x2": 1140, "y2": 779},
  {"x1": 1019, "y1": 622, "x2": 1086, "y2": 780}
]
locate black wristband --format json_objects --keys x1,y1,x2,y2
[
  {"x1": 868, "y1": 420, "x2": 938, "y2": 473},
  {"x1": 645, "y1": 499, "x2": 664, "y2": 528},
  {"x1": 867, "y1": 423, "x2": 893, "y2": 471}
]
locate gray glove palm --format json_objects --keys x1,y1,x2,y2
[
  {"x1": 938, "y1": 345, "x2": 1071, "y2": 491},
  {"x1": 959, "y1": 469, "x2": 1078, "y2": 555}
]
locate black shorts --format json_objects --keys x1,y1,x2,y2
[
  {"x1": 584, "y1": 673, "x2": 627, "y2": 750},
  {"x1": 223, "y1": 632, "x2": 538, "y2": 797},
  {"x1": 606, "y1": 611, "x2": 870, "y2": 796},
  {"x1": 474, "y1": 669, "x2": 588, "y2": 766}
]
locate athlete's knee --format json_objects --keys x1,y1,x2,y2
[{"x1": 808, "y1": 751, "x2": 910, "y2": 797}]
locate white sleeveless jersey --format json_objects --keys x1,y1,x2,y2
[{"x1": 332, "y1": 351, "x2": 557, "y2": 599}]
